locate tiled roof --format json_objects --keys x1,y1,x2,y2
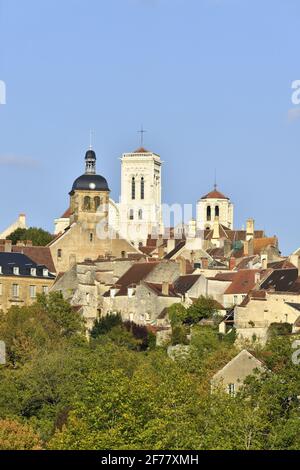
[
  {"x1": 201, "y1": 189, "x2": 229, "y2": 200},
  {"x1": 164, "y1": 240, "x2": 186, "y2": 260},
  {"x1": 253, "y1": 237, "x2": 278, "y2": 255},
  {"x1": 103, "y1": 262, "x2": 159, "y2": 297},
  {"x1": 61, "y1": 208, "x2": 72, "y2": 218},
  {"x1": 133, "y1": 147, "x2": 150, "y2": 154},
  {"x1": 173, "y1": 274, "x2": 201, "y2": 294},
  {"x1": 267, "y1": 259, "x2": 295, "y2": 270},
  {"x1": 11, "y1": 246, "x2": 56, "y2": 273},
  {"x1": 224, "y1": 270, "x2": 261, "y2": 295},
  {"x1": 214, "y1": 272, "x2": 237, "y2": 282},
  {"x1": 235, "y1": 256, "x2": 258, "y2": 270},
  {"x1": 144, "y1": 282, "x2": 179, "y2": 297}
]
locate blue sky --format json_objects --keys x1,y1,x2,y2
[{"x1": 0, "y1": 0, "x2": 300, "y2": 254}]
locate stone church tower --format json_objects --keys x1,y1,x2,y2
[
  {"x1": 50, "y1": 148, "x2": 138, "y2": 272},
  {"x1": 196, "y1": 186, "x2": 234, "y2": 231},
  {"x1": 110, "y1": 147, "x2": 163, "y2": 247}
]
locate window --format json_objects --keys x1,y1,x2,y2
[
  {"x1": 207, "y1": 205, "x2": 211, "y2": 221},
  {"x1": 138, "y1": 209, "x2": 143, "y2": 220},
  {"x1": 228, "y1": 383, "x2": 235, "y2": 397},
  {"x1": 57, "y1": 249, "x2": 62, "y2": 259},
  {"x1": 121, "y1": 251, "x2": 126, "y2": 259},
  {"x1": 12, "y1": 284, "x2": 19, "y2": 298},
  {"x1": 83, "y1": 196, "x2": 91, "y2": 211},
  {"x1": 86, "y1": 293, "x2": 90, "y2": 304},
  {"x1": 131, "y1": 177, "x2": 136, "y2": 200},
  {"x1": 0, "y1": 266, "x2": 2, "y2": 274},
  {"x1": 13, "y1": 267, "x2": 19, "y2": 276},
  {"x1": 90, "y1": 233, "x2": 94, "y2": 243},
  {"x1": 233, "y1": 295, "x2": 238, "y2": 304},
  {"x1": 30, "y1": 285, "x2": 36, "y2": 299},
  {"x1": 31, "y1": 268, "x2": 37, "y2": 277},
  {"x1": 141, "y1": 177, "x2": 145, "y2": 200},
  {"x1": 43, "y1": 269, "x2": 49, "y2": 277},
  {"x1": 215, "y1": 205, "x2": 220, "y2": 218},
  {"x1": 94, "y1": 196, "x2": 101, "y2": 211},
  {"x1": 42, "y1": 286, "x2": 49, "y2": 295},
  {"x1": 139, "y1": 242, "x2": 143, "y2": 249},
  {"x1": 129, "y1": 209, "x2": 134, "y2": 220},
  {"x1": 0, "y1": 284, "x2": 2, "y2": 296}
]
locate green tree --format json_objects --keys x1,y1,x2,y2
[
  {"x1": 7, "y1": 227, "x2": 54, "y2": 246},
  {"x1": 186, "y1": 296, "x2": 219, "y2": 324},
  {"x1": 167, "y1": 303, "x2": 187, "y2": 327}
]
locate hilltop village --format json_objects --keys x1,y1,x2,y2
[{"x1": 1, "y1": 145, "x2": 300, "y2": 395}]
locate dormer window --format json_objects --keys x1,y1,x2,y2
[
  {"x1": 43, "y1": 269, "x2": 49, "y2": 277},
  {"x1": 31, "y1": 268, "x2": 37, "y2": 277},
  {"x1": 13, "y1": 267, "x2": 20, "y2": 276}
]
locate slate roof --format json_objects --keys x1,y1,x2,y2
[
  {"x1": 164, "y1": 240, "x2": 186, "y2": 260},
  {"x1": 144, "y1": 282, "x2": 179, "y2": 297},
  {"x1": 0, "y1": 252, "x2": 55, "y2": 279},
  {"x1": 260, "y1": 268, "x2": 299, "y2": 292}
]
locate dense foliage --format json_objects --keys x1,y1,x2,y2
[
  {"x1": 0, "y1": 295, "x2": 300, "y2": 450},
  {"x1": 7, "y1": 227, "x2": 54, "y2": 246}
]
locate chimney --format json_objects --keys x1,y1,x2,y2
[
  {"x1": 18, "y1": 213, "x2": 26, "y2": 229},
  {"x1": 244, "y1": 239, "x2": 254, "y2": 257},
  {"x1": 201, "y1": 257, "x2": 209, "y2": 269},
  {"x1": 16, "y1": 240, "x2": 25, "y2": 247},
  {"x1": 4, "y1": 240, "x2": 12, "y2": 252},
  {"x1": 246, "y1": 218, "x2": 254, "y2": 241},
  {"x1": 212, "y1": 218, "x2": 220, "y2": 242},
  {"x1": 158, "y1": 245, "x2": 165, "y2": 259},
  {"x1": 229, "y1": 257, "x2": 236, "y2": 270},
  {"x1": 289, "y1": 254, "x2": 300, "y2": 273},
  {"x1": 188, "y1": 219, "x2": 196, "y2": 239},
  {"x1": 162, "y1": 282, "x2": 170, "y2": 296},
  {"x1": 178, "y1": 257, "x2": 187, "y2": 275},
  {"x1": 224, "y1": 239, "x2": 232, "y2": 258},
  {"x1": 255, "y1": 272, "x2": 261, "y2": 284},
  {"x1": 261, "y1": 254, "x2": 268, "y2": 270},
  {"x1": 167, "y1": 238, "x2": 176, "y2": 253}
]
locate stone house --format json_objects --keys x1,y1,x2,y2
[
  {"x1": 0, "y1": 252, "x2": 55, "y2": 312},
  {"x1": 211, "y1": 349, "x2": 266, "y2": 395}
]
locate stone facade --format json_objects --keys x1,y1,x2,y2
[{"x1": 211, "y1": 349, "x2": 266, "y2": 395}]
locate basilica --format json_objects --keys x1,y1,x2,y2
[{"x1": 52, "y1": 144, "x2": 237, "y2": 265}]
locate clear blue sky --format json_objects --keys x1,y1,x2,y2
[{"x1": 0, "y1": 0, "x2": 299, "y2": 255}]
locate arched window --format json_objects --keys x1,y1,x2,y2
[
  {"x1": 138, "y1": 209, "x2": 143, "y2": 220},
  {"x1": 129, "y1": 209, "x2": 134, "y2": 220},
  {"x1": 131, "y1": 177, "x2": 136, "y2": 200},
  {"x1": 215, "y1": 205, "x2": 220, "y2": 218},
  {"x1": 94, "y1": 196, "x2": 101, "y2": 211},
  {"x1": 207, "y1": 205, "x2": 211, "y2": 221},
  {"x1": 83, "y1": 196, "x2": 91, "y2": 211},
  {"x1": 141, "y1": 177, "x2": 145, "y2": 200}
]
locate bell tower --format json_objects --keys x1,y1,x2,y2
[{"x1": 117, "y1": 147, "x2": 163, "y2": 247}]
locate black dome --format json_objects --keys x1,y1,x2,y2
[
  {"x1": 70, "y1": 173, "x2": 110, "y2": 194},
  {"x1": 85, "y1": 149, "x2": 96, "y2": 160}
]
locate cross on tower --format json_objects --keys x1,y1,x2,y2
[{"x1": 137, "y1": 125, "x2": 147, "y2": 147}]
